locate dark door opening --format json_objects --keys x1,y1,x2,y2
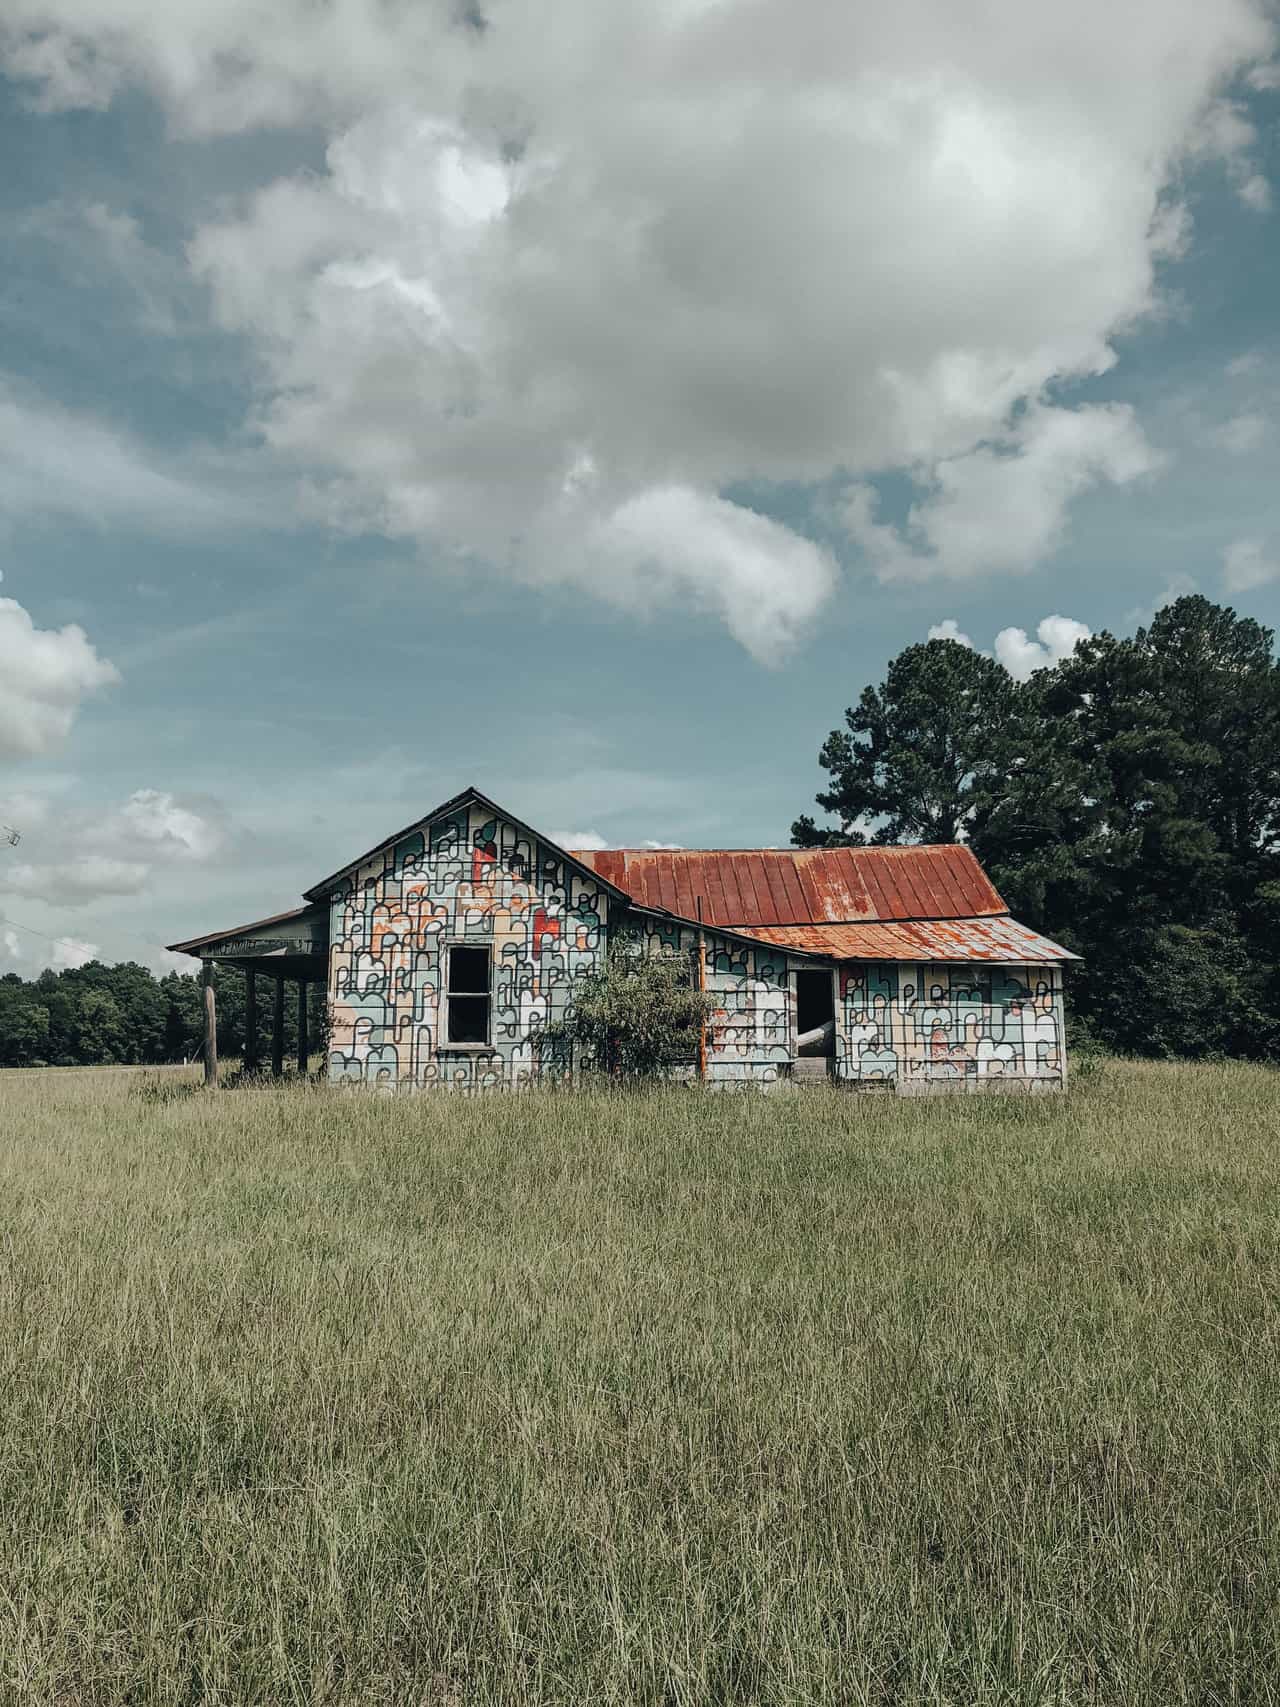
[{"x1": 795, "y1": 969, "x2": 835, "y2": 1056}]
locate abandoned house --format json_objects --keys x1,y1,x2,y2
[{"x1": 168, "y1": 785, "x2": 1076, "y2": 1092}]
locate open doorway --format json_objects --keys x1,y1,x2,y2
[{"x1": 794, "y1": 969, "x2": 836, "y2": 1057}]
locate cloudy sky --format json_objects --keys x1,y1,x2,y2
[{"x1": 2, "y1": 0, "x2": 1280, "y2": 972}]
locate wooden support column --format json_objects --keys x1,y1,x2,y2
[
  {"x1": 202, "y1": 960, "x2": 218, "y2": 1088},
  {"x1": 272, "y1": 977, "x2": 285, "y2": 1079},
  {"x1": 244, "y1": 969, "x2": 258, "y2": 1075},
  {"x1": 296, "y1": 980, "x2": 309, "y2": 1077}
]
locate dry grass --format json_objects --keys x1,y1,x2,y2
[{"x1": 0, "y1": 1060, "x2": 1278, "y2": 1704}]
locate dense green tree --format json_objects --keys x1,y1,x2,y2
[
  {"x1": 792, "y1": 639, "x2": 1016, "y2": 847},
  {"x1": 797, "y1": 595, "x2": 1280, "y2": 1061},
  {"x1": 0, "y1": 979, "x2": 50, "y2": 1067},
  {"x1": 160, "y1": 971, "x2": 204, "y2": 1063},
  {"x1": 0, "y1": 961, "x2": 322, "y2": 1069},
  {"x1": 1141, "y1": 597, "x2": 1280, "y2": 876},
  {"x1": 72, "y1": 988, "x2": 127, "y2": 1064}
]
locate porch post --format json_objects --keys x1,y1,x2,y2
[
  {"x1": 202, "y1": 960, "x2": 218, "y2": 1088},
  {"x1": 244, "y1": 969, "x2": 258, "y2": 1075},
  {"x1": 272, "y1": 977, "x2": 285, "y2": 1079},
  {"x1": 296, "y1": 980, "x2": 309, "y2": 1077}
]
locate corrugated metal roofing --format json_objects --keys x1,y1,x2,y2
[
  {"x1": 570, "y1": 845, "x2": 1006, "y2": 927},
  {"x1": 731, "y1": 918, "x2": 1078, "y2": 963}
]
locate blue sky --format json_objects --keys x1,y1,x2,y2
[{"x1": 1, "y1": 0, "x2": 1279, "y2": 972}]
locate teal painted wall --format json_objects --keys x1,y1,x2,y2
[
  {"x1": 835, "y1": 962, "x2": 1065, "y2": 1089},
  {"x1": 326, "y1": 801, "x2": 608, "y2": 1088},
  {"x1": 632, "y1": 914, "x2": 799, "y2": 1084}
]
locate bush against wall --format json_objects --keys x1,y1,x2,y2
[{"x1": 539, "y1": 941, "x2": 717, "y2": 1078}]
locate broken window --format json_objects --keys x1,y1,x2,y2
[{"x1": 446, "y1": 944, "x2": 491, "y2": 1044}]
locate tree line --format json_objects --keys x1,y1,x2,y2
[
  {"x1": 0, "y1": 961, "x2": 318, "y2": 1070},
  {"x1": 793, "y1": 595, "x2": 1280, "y2": 1059}
]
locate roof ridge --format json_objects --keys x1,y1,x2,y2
[
  {"x1": 572, "y1": 843, "x2": 971, "y2": 851},
  {"x1": 304, "y1": 786, "x2": 633, "y2": 903}
]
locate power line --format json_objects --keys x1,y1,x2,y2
[
  {"x1": 0, "y1": 907, "x2": 187, "y2": 969},
  {"x1": 0, "y1": 818, "x2": 194, "y2": 968},
  {"x1": 0, "y1": 909, "x2": 162, "y2": 963}
]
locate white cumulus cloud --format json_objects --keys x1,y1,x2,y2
[
  {"x1": 3, "y1": 855, "x2": 151, "y2": 905},
  {"x1": 551, "y1": 832, "x2": 685, "y2": 851},
  {"x1": 1, "y1": 0, "x2": 1274, "y2": 648},
  {"x1": 993, "y1": 616, "x2": 1093, "y2": 680},
  {"x1": 49, "y1": 936, "x2": 97, "y2": 971},
  {"x1": 116, "y1": 788, "x2": 225, "y2": 860},
  {"x1": 928, "y1": 613, "x2": 1092, "y2": 680},
  {"x1": 0, "y1": 589, "x2": 119, "y2": 758},
  {"x1": 552, "y1": 830, "x2": 609, "y2": 851},
  {"x1": 0, "y1": 789, "x2": 227, "y2": 908},
  {"x1": 845, "y1": 404, "x2": 1162, "y2": 582},
  {"x1": 1222, "y1": 538, "x2": 1278, "y2": 593},
  {"x1": 589, "y1": 488, "x2": 837, "y2": 661}
]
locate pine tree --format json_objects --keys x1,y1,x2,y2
[{"x1": 792, "y1": 639, "x2": 1015, "y2": 846}]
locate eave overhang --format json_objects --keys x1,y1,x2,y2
[{"x1": 166, "y1": 901, "x2": 329, "y2": 960}]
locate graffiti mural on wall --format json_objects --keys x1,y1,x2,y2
[
  {"x1": 636, "y1": 917, "x2": 797, "y2": 1083},
  {"x1": 836, "y1": 962, "x2": 1063, "y2": 1085},
  {"x1": 327, "y1": 804, "x2": 608, "y2": 1088},
  {"x1": 321, "y1": 796, "x2": 1065, "y2": 1093}
]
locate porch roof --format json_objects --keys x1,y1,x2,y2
[{"x1": 166, "y1": 901, "x2": 329, "y2": 976}]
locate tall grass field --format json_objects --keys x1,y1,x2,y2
[{"x1": 1, "y1": 1061, "x2": 1278, "y2": 1704}]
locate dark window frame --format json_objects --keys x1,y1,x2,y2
[{"x1": 444, "y1": 941, "x2": 493, "y2": 1048}]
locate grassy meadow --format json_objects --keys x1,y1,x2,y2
[{"x1": 0, "y1": 1061, "x2": 1279, "y2": 1704}]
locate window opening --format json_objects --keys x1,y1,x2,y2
[{"x1": 446, "y1": 944, "x2": 491, "y2": 1044}]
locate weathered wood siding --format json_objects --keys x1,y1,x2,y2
[
  {"x1": 326, "y1": 800, "x2": 609, "y2": 1088},
  {"x1": 834, "y1": 962, "x2": 1066, "y2": 1091},
  {"x1": 326, "y1": 801, "x2": 810, "y2": 1088},
  {"x1": 324, "y1": 796, "x2": 1066, "y2": 1093},
  {"x1": 634, "y1": 916, "x2": 801, "y2": 1085}
]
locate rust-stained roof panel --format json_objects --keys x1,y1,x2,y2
[
  {"x1": 569, "y1": 844, "x2": 1006, "y2": 927},
  {"x1": 732, "y1": 918, "x2": 1078, "y2": 963}
]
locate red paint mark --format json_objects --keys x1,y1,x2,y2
[
  {"x1": 472, "y1": 841, "x2": 498, "y2": 885},
  {"x1": 532, "y1": 909, "x2": 561, "y2": 957}
]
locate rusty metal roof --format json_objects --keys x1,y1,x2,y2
[
  {"x1": 732, "y1": 918, "x2": 1078, "y2": 963},
  {"x1": 570, "y1": 844, "x2": 1006, "y2": 927}
]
